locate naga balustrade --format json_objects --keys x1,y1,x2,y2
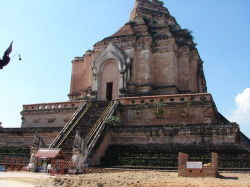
[{"x1": 84, "y1": 100, "x2": 120, "y2": 165}]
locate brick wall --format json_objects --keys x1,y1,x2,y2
[
  {"x1": 178, "y1": 152, "x2": 188, "y2": 175},
  {"x1": 109, "y1": 124, "x2": 238, "y2": 146},
  {"x1": 178, "y1": 152, "x2": 218, "y2": 178},
  {"x1": 0, "y1": 127, "x2": 61, "y2": 147}
]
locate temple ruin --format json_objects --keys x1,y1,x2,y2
[{"x1": 1, "y1": 0, "x2": 249, "y2": 171}]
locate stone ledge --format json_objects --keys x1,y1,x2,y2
[
  {"x1": 22, "y1": 100, "x2": 84, "y2": 113},
  {"x1": 118, "y1": 93, "x2": 212, "y2": 105},
  {"x1": 0, "y1": 127, "x2": 62, "y2": 134}
]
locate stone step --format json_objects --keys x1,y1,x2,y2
[{"x1": 59, "y1": 101, "x2": 111, "y2": 160}]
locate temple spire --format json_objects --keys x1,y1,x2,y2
[
  {"x1": 129, "y1": 0, "x2": 169, "y2": 21},
  {"x1": 129, "y1": 1, "x2": 139, "y2": 21}
]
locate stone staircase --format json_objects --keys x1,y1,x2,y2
[{"x1": 50, "y1": 101, "x2": 111, "y2": 161}]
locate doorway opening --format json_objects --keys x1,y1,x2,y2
[{"x1": 106, "y1": 82, "x2": 113, "y2": 101}]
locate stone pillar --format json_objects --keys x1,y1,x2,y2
[
  {"x1": 178, "y1": 152, "x2": 188, "y2": 176},
  {"x1": 212, "y1": 152, "x2": 218, "y2": 177}
]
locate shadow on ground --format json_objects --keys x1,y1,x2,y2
[{"x1": 218, "y1": 175, "x2": 239, "y2": 180}]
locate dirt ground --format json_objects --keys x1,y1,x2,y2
[
  {"x1": 0, "y1": 171, "x2": 249, "y2": 187},
  {"x1": 0, "y1": 171, "x2": 50, "y2": 187}
]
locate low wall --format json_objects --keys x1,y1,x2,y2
[
  {"x1": 91, "y1": 123, "x2": 240, "y2": 166},
  {"x1": 118, "y1": 93, "x2": 221, "y2": 126},
  {"x1": 21, "y1": 100, "x2": 85, "y2": 128},
  {"x1": 178, "y1": 152, "x2": 218, "y2": 177},
  {"x1": 0, "y1": 127, "x2": 62, "y2": 147},
  {"x1": 109, "y1": 124, "x2": 239, "y2": 147}
]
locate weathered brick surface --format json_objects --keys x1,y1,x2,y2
[
  {"x1": 118, "y1": 95, "x2": 220, "y2": 126},
  {"x1": 0, "y1": 127, "x2": 62, "y2": 146},
  {"x1": 109, "y1": 124, "x2": 239, "y2": 146},
  {"x1": 69, "y1": 0, "x2": 207, "y2": 101},
  {"x1": 21, "y1": 101, "x2": 84, "y2": 128},
  {"x1": 178, "y1": 153, "x2": 188, "y2": 175},
  {"x1": 3, "y1": 0, "x2": 248, "y2": 170}
]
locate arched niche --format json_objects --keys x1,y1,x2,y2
[
  {"x1": 91, "y1": 42, "x2": 130, "y2": 101},
  {"x1": 98, "y1": 60, "x2": 120, "y2": 101}
]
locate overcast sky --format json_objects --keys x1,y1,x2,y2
[{"x1": 0, "y1": 0, "x2": 249, "y2": 138}]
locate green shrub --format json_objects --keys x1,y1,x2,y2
[{"x1": 105, "y1": 116, "x2": 123, "y2": 127}]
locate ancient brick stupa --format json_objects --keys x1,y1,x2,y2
[
  {"x1": 69, "y1": 0, "x2": 206, "y2": 100},
  {"x1": 5, "y1": 0, "x2": 249, "y2": 170}
]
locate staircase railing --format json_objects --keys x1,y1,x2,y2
[
  {"x1": 49, "y1": 102, "x2": 92, "y2": 149},
  {"x1": 84, "y1": 100, "x2": 120, "y2": 164},
  {"x1": 84, "y1": 101, "x2": 114, "y2": 144}
]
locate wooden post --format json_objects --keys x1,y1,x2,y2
[
  {"x1": 17, "y1": 159, "x2": 20, "y2": 171},
  {"x1": 5, "y1": 158, "x2": 8, "y2": 170},
  {"x1": 61, "y1": 161, "x2": 64, "y2": 174},
  {"x1": 10, "y1": 158, "x2": 14, "y2": 171},
  {"x1": 52, "y1": 159, "x2": 54, "y2": 175}
]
